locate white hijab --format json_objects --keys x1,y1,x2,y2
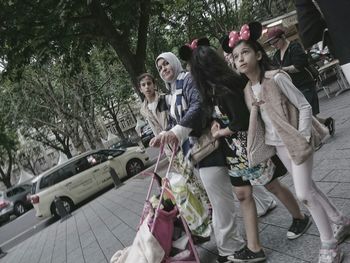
[
  {"x1": 155, "y1": 52, "x2": 185, "y2": 91},
  {"x1": 155, "y1": 52, "x2": 188, "y2": 121}
]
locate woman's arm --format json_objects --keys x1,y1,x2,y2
[{"x1": 274, "y1": 73, "x2": 312, "y2": 141}]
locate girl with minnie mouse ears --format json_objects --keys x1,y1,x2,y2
[
  {"x1": 183, "y1": 24, "x2": 314, "y2": 263},
  {"x1": 224, "y1": 21, "x2": 349, "y2": 263}
]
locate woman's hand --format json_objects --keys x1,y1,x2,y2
[
  {"x1": 211, "y1": 121, "x2": 233, "y2": 139},
  {"x1": 149, "y1": 131, "x2": 179, "y2": 148},
  {"x1": 149, "y1": 134, "x2": 162, "y2": 148}
]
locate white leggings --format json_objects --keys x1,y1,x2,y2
[
  {"x1": 199, "y1": 166, "x2": 244, "y2": 255},
  {"x1": 276, "y1": 146, "x2": 343, "y2": 243}
]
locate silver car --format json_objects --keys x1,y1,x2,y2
[{"x1": 0, "y1": 184, "x2": 33, "y2": 224}]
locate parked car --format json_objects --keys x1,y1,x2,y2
[
  {"x1": 30, "y1": 147, "x2": 150, "y2": 219},
  {"x1": 0, "y1": 184, "x2": 33, "y2": 224},
  {"x1": 109, "y1": 138, "x2": 138, "y2": 150},
  {"x1": 140, "y1": 124, "x2": 154, "y2": 147}
]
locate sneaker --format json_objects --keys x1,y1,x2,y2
[
  {"x1": 257, "y1": 200, "x2": 277, "y2": 217},
  {"x1": 228, "y1": 246, "x2": 266, "y2": 262},
  {"x1": 325, "y1": 117, "x2": 335, "y2": 137},
  {"x1": 315, "y1": 142, "x2": 323, "y2": 151},
  {"x1": 318, "y1": 247, "x2": 343, "y2": 263},
  {"x1": 333, "y1": 218, "x2": 350, "y2": 244},
  {"x1": 287, "y1": 214, "x2": 312, "y2": 240},
  {"x1": 216, "y1": 255, "x2": 231, "y2": 263}
]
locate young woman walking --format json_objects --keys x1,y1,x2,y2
[
  {"x1": 149, "y1": 52, "x2": 245, "y2": 263},
  {"x1": 225, "y1": 22, "x2": 350, "y2": 263}
]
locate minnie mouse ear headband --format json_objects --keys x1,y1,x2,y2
[
  {"x1": 178, "y1": 37, "x2": 210, "y2": 61},
  {"x1": 221, "y1": 22, "x2": 263, "y2": 53}
]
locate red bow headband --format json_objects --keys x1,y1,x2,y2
[
  {"x1": 179, "y1": 37, "x2": 210, "y2": 61},
  {"x1": 186, "y1": 39, "x2": 198, "y2": 50},
  {"x1": 228, "y1": 24, "x2": 250, "y2": 48}
]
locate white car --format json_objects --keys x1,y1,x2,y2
[{"x1": 30, "y1": 147, "x2": 150, "y2": 218}]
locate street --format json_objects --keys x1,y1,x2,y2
[{"x1": 0, "y1": 147, "x2": 160, "y2": 252}]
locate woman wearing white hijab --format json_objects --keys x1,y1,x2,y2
[{"x1": 151, "y1": 52, "x2": 244, "y2": 263}]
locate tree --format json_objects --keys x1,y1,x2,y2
[
  {"x1": 0, "y1": 119, "x2": 17, "y2": 188},
  {"x1": 0, "y1": 0, "x2": 153, "y2": 94}
]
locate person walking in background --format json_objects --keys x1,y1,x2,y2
[
  {"x1": 180, "y1": 34, "x2": 312, "y2": 262},
  {"x1": 229, "y1": 21, "x2": 350, "y2": 263},
  {"x1": 266, "y1": 28, "x2": 335, "y2": 139},
  {"x1": 150, "y1": 52, "x2": 245, "y2": 263},
  {"x1": 295, "y1": 0, "x2": 350, "y2": 86}
]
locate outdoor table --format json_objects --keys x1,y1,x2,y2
[{"x1": 318, "y1": 59, "x2": 350, "y2": 97}]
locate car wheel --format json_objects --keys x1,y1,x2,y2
[
  {"x1": 126, "y1": 159, "x2": 144, "y2": 176},
  {"x1": 14, "y1": 202, "x2": 26, "y2": 216},
  {"x1": 51, "y1": 197, "x2": 74, "y2": 218}
]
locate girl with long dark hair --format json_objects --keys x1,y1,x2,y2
[{"x1": 180, "y1": 31, "x2": 312, "y2": 262}]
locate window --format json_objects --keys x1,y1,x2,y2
[
  {"x1": 74, "y1": 158, "x2": 92, "y2": 174},
  {"x1": 39, "y1": 171, "x2": 59, "y2": 189},
  {"x1": 57, "y1": 164, "x2": 75, "y2": 182},
  {"x1": 100, "y1": 149, "x2": 124, "y2": 158},
  {"x1": 8, "y1": 187, "x2": 25, "y2": 197},
  {"x1": 86, "y1": 152, "x2": 108, "y2": 167},
  {"x1": 38, "y1": 157, "x2": 46, "y2": 166}
]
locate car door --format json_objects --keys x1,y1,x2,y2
[
  {"x1": 61, "y1": 161, "x2": 97, "y2": 202},
  {"x1": 85, "y1": 152, "x2": 112, "y2": 190},
  {"x1": 102, "y1": 149, "x2": 126, "y2": 179}
]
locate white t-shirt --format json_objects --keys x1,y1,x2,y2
[
  {"x1": 251, "y1": 83, "x2": 284, "y2": 146},
  {"x1": 251, "y1": 73, "x2": 312, "y2": 146}
]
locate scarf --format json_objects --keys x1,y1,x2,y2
[{"x1": 156, "y1": 52, "x2": 189, "y2": 123}]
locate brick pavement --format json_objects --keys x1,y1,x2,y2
[{"x1": 1, "y1": 86, "x2": 350, "y2": 263}]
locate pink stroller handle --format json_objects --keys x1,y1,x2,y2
[{"x1": 144, "y1": 145, "x2": 165, "y2": 201}]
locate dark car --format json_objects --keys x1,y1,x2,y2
[
  {"x1": 109, "y1": 139, "x2": 138, "y2": 150},
  {"x1": 0, "y1": 184, "x2": 33, "y2": 224},
  {"x1": 140, "y1": 124, "x2": 154, "y2": 147}
]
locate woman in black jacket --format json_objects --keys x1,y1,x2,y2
[{"x1": 183, "y1": 44, "x2": 310, "y2": 262}]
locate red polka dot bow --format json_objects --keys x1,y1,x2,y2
[{"x1": 228, "y1": 24, "x2": 250, "y2": 48}]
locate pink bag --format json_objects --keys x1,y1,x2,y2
[{"x1": 149, "y1": 206, "x2": 178, "y2": 258}]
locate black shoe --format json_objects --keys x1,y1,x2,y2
[
  {"x1": 228, "y1": 246, "x2": 266, "y2": 262},
  {"x1": 193, "y1": 235, "x2": 210, "y2": 244},
  {"x1": 216, "y1": 255, "x2": 231, "y2": 263},
  {"x1": 325, "y1": 117, "x2": 335, "y2": 136},
  {"x1": 287, "y1": 214, "x2": 312, "y2": 240}
]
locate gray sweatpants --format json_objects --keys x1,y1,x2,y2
[{"x1": 199, "y1": 166, "x2": 245, "y2": 256}]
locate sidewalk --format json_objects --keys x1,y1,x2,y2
[{"x1": 1, "y1": 87, "x2": 350, "y2": 263}]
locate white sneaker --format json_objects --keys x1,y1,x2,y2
[
  {"x1": 333, "y1": 217, "x2": 350, "y2": 244},
  {"x1": 318, "y1": 247, "x2": 343, "y2": 263},
  {"x1": 257, "y1": 200, "x2": 277, "y2": 217}
]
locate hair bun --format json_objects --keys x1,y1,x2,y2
[
  {"x1": 179, "y1": 45, "x2": 193, "y2": 61},
  {"x1": 197, "y1": 37, "x2": 210, "y2": 46}
]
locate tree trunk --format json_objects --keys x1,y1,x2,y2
[
  {"x1": 88, "y1": 0, "x2": 150, "y2": 97},
  {"x1": 0, "y1": 166, "x2": 11, "y2": 189},
  {"x1": 112, "y1": 115, "x2": 125, "y2": 140}
]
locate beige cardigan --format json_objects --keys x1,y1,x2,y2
[{"x1": 244, "y1": 70, "x2": 324, "y2": 165}]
